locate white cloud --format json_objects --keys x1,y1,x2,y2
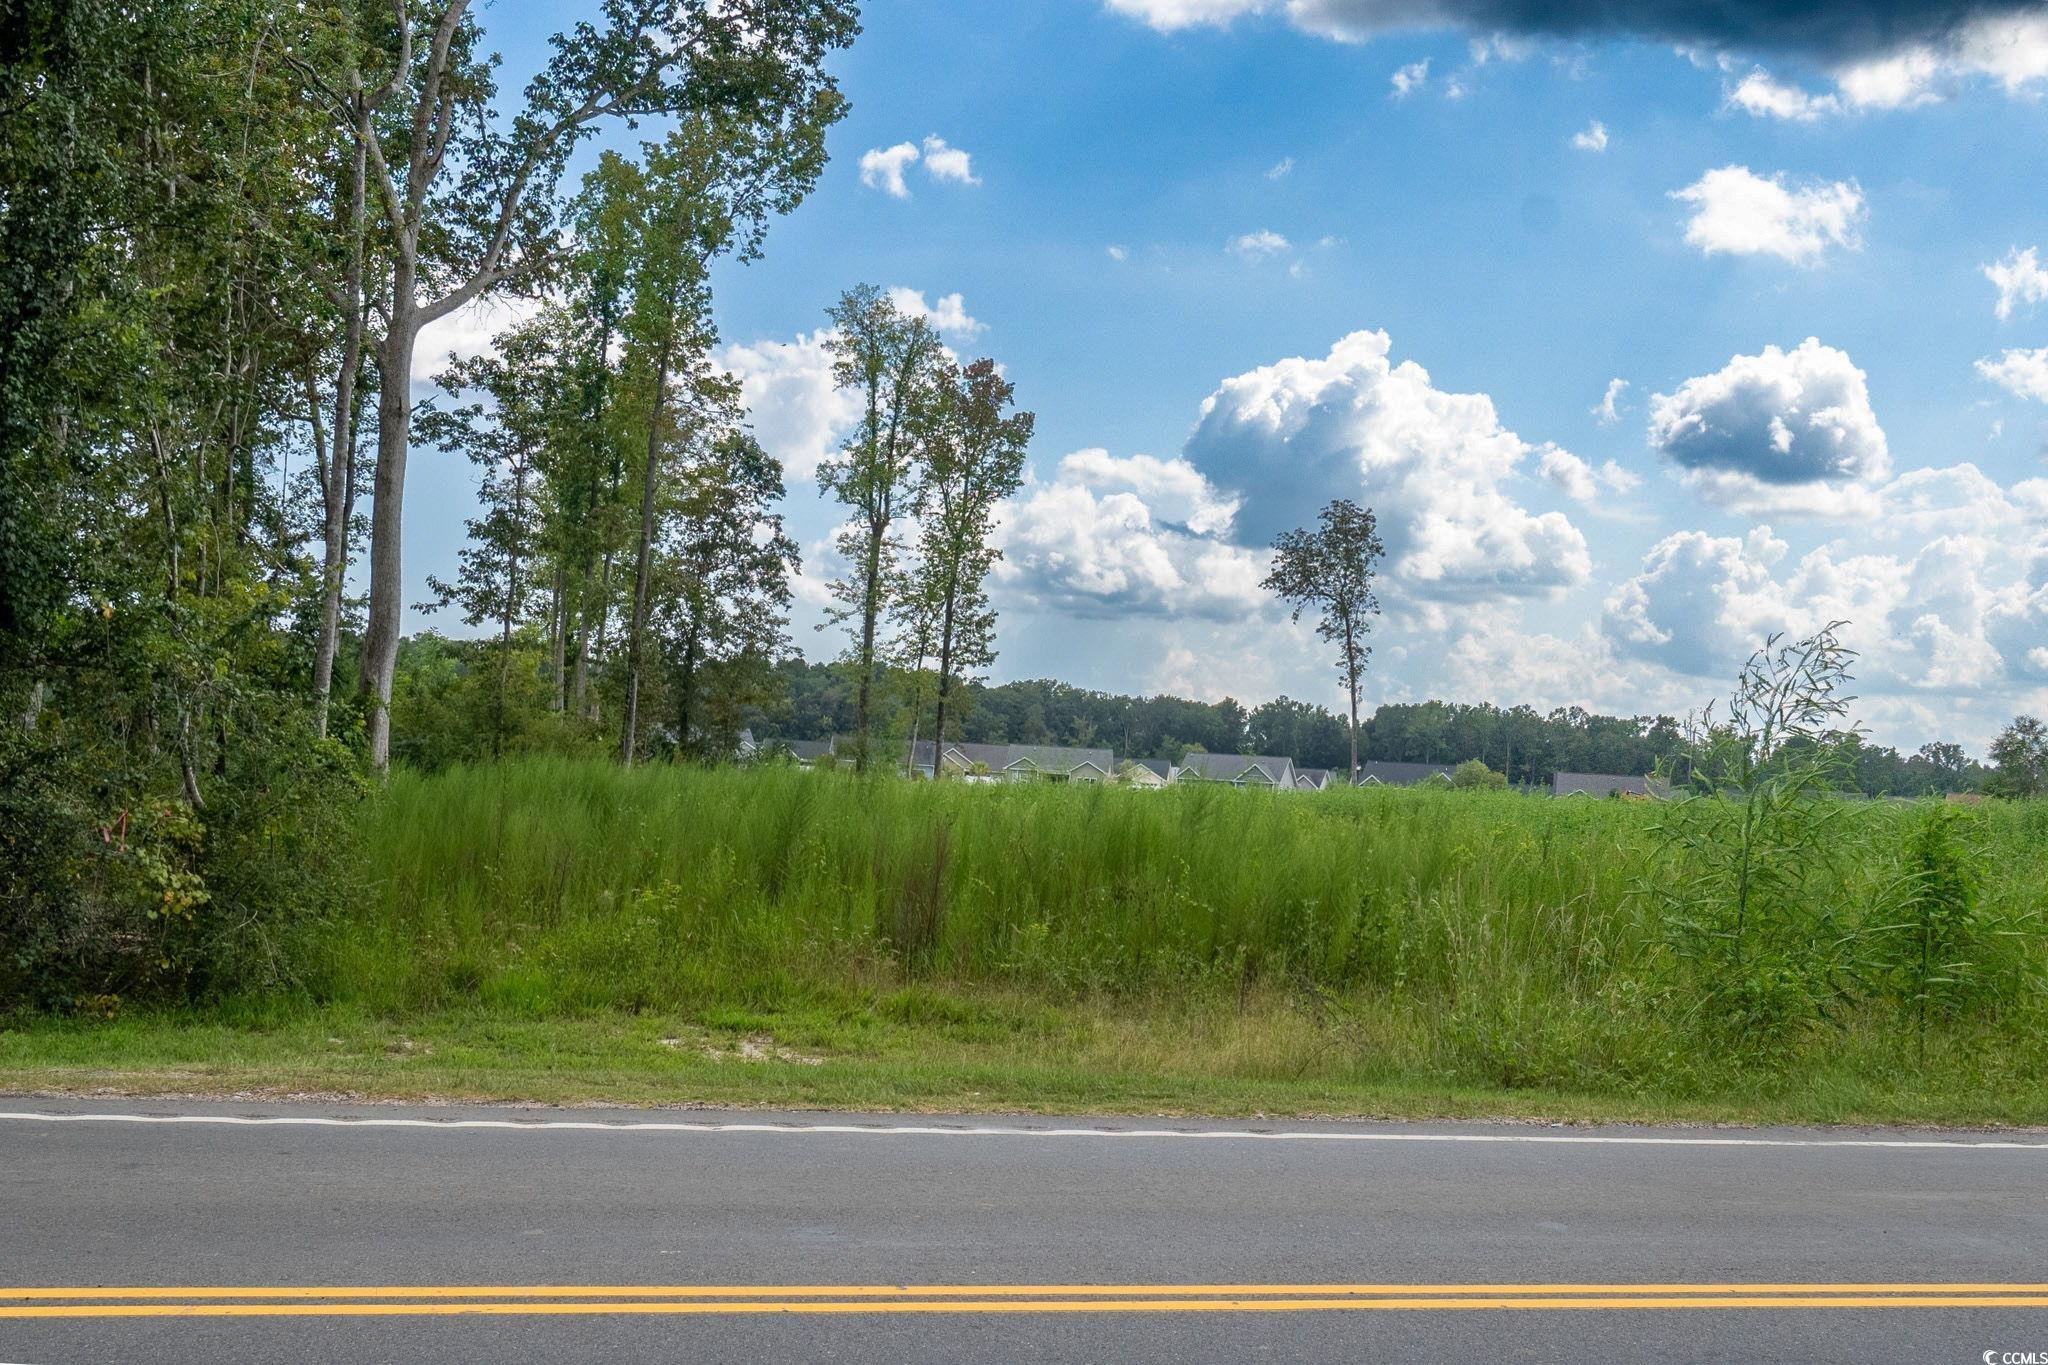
[
  {"x1": 1107, "y1": 244, "x2": 1130, "y2": 262},
  {"x1": 919, "y1": 134, "x2": 980, "y2": 186},
  {"x1": 884, "y1": 287, "x2": 985, "y2": 339},
  {"x1": 1182, "y1": 329, "x2": 1593, "y2": 600},
  {"x1": 1725, "y1": 67, "x2": 1842, "y2": 119},
  {"x1": 1229, "y1": 228, "x2": 1291, "y2": 260},
  {"x1": 1606, "y1": 505, "x2": 2048, "y2": 700},
  {"x1": 858, "y1": 136, "x2": 981, "y2": 196},
  {"x1": 1266, "y1": 156, "x2": 1295, "y2": 179},
  {"x1": 1390, "y1": 59, "x2": 1430, "y2": 97},
  {"x1": 995, "y1": 454, "x2": 1266, "y2": 619},
  {"x1": 1986, "y1": 247, "x2": 2048, "y2": 320},
  {"x1": 1649, "y1": 338, "x2": 1890, "y2": 515},
  {"x1": 1569, "y1": 119, "x2": 1609, "y2": 150},
  {"x1": 713, "y1": 329, "x2": 862, "y2": 483},
  {"x1": 1978, "y1": 347, "x2": 2048, "y2": 402},
  {"x1": 858, "y1": 142, "x2": 920, "y2": 198},
  {"x1": 1539, "y1": 448, "x2": 1641, "y2": 502},
  {"x1": 411, "y1": 294, "x2": 543, "y2": 387},
  {"x1": 1593, "y1": 377, "x2": 1629, "y2": 425},
  {"x1": 1671, "y1": 166, "x2": 1865, "y2": 265},
  {"x1": 1102, "y1": 0, "x2": 1264, "y2": 29}
]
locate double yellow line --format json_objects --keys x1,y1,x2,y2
[{"x1": 6, "y1": 1283, "x2": 2048, "y2": 1318}]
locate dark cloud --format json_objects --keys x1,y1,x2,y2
[{"x1": 1289, "y1": 0, "x2": 2044, "y2": 61}]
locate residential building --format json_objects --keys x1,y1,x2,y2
[
  {"x1": 1354, "y1": 760, "x2": 1455, "y2": 787},
  {"x1": 908, "y1": 740, "x2": 1115, "y2": 783},
  {"x1": 1172, "y1": 752, "x2": 1297, "y2": 787}
]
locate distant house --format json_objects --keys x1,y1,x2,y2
[
  {"x1": 1292, "y1": 768, "x2": 1334, "y2": 791},
  {"x1": 736, "y1": 728, "x2": 759, "y2": 762},
  {"x1": 1173, "y1": 752, "x2": 1297, "y2": 788},
  {"x1": 1354, "y1": 760, "x2": 1455, "y2": 787},
  {"x1": 1553, "y1": 771, "x2": 1658, "y2": 799},
  {"x1": 908, "y1": 740, "x2": 1115, "y2": 783},
  {"x1": 759, "y1": 737, "x2": 837, "y2": 768},
  {"x1": 1119, "y1": 758, "x2": 1173, "y2": 788}
]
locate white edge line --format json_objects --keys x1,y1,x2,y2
[{"x1": 1, "y1": 1112, "x2": 2043, "y2": 1150}]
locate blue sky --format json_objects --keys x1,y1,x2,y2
[{"x1": 408, "y1": 0, "x2": 2048, "y2": 752}]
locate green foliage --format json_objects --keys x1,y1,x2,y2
[
  {"x1": 1873, "y1": 806, "x2": 1992, "y2": 1058},
  {"x1": 1652, "y1": 626, "x2": 1867, "y2": 1058},
  {"x1": 1451, "y1": 759, "x2": 1507, "y2": 790},
  {"x1": 0, "y1": 719, "x2": 366, "y2": 1010},
  {"x1": 1986, "y1": 715, "x2": 2048, "y2": 798}
]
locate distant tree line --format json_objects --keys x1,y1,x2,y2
[{"x1": 759, "y1": 660, "x2": 2002, "y2": 795}]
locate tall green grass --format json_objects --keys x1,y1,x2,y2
[{"x1": 322, "y1": 758, "x2": 2048, "y2": 1102}]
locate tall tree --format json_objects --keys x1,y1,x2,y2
[
  {"x1": 656, "y1": 433, "x2": 799, "y2": 758},
  {"x1": 418, "y1": 321, "x2": 562, "y2": 757},
  {"x1": 819, "y1": 285, "x2": 940, "y2": 772},
  {"x1": 1261, "y1": 499, "x2": 1386, "y2": 786},
  {"x1": 1986, "y1": 715, "x2": 2048, "y2": 798},
  {"x1": 912, "y1": 358, "x2": 1032, "y2": 777},
  {"x1": 296, "y1": 0, "x2": 854, "y2": 771}
]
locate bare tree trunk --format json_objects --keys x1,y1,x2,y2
[
  {"x1": 931, "y1": 587, "x2": 957, "y2": 782},
  {"x1": 312, "y1": 136, "x2": 368, "y2": 739},
  {"x1": 360, "y1": 294, "x2": 415, "y2": 773},
  {"x1": 620, "y1": 325, "x2": 676, "y2": 766},
  {"x1": 548, "y1": 564, "x2": 566, "y2": 712},
  {"x1": 852, "y1": 514, "x2": 884, "y2": 773}
]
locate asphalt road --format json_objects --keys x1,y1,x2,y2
[{"x1": 4, "y1": 1098, "x2": 2047, "y2": 1363}]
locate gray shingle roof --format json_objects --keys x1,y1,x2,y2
[
  {"x1": 1553, "y1": 771, "x2": 1651, "y2": 798},
  {"x1": 1174, "y1": 752, "x2": 1296, "y2": 785},
  {"x1": 1354, "y1": 761, "x2": 1454, "y2": 786},
  {"x1": 909, "y1": 740, "x2": 1114, "y2": 776},
  {"x1": 1293, "y1": 768, "x2": 1333, "y2": 789}
]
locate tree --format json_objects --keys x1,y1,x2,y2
[
  {"x1": 301, "y1": 0, "x2": 855, "y2": 771},
  {"x1": 1261, "y1": 499, "x2": 1386, "y2": 785},
  {"x1": 819, "y1": 285, "x2": 942, "y2": 773},
  {"x1": 1451, "y1": 758, "x2": 1507, "y2": 790},
  {"x1": 912, "y1": 358, "x2": 1032, "y2": 778},
  {"x1": 1985, "y1": 715, "x2": 2048, "y2": 798},
  {"x1": 655, "y1": 434, "x2": 798, "y2": 758},
  {"x1": 418, "y1": 321, "x2": 562, "y2": 758}
]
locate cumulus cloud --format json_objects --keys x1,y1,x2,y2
[
  {"x1": 919, "y1": 134, "x2": 980, "y2": 186},
  {"x1": 1648, "y1": 338, "x2": 1890, "y2": 514},
  {"x1": 1390, "y1": 59, "x2": 1431, "y2": 96},
  {"x1": 857, "y1": 142, "x2": 920, "y2": 198},
  {"x1": 858, "y1": 135, "x2": 981, "y2": 196},
  {"x1": 1103, "y1": 0, "x2": 2048, "y2": 67},
  {"x1": 1570, "y1": 119, "x2": 1609, "y2": 150},
  {"x1": 1180, "y1": 329, "x2": 1592, "y2": 599},
  {"x1": 1606, "y1": 505, "x2": 2048, "y2": 698},
  {"x1": 713, "y1": 330, "x2": 863, "y2": 483},
  {"x1": 1229, "y1": 228, "x2": 1292, "y2": 259},
  {"x1": 994, "y1": 452, "x2": 1266, "y2": 619},
  {"x1": 1054, "y1": 449, "x2": 1241, "y2": 534},
  {"x1": 1986, "y1": 247, "x2": 2048, "y2": 319},
  {"x1": 884, "y1": 287, "x2": 985, "y2": 339},
  {"x1": 1978, "y1": 347, "x2": 2048, "y2": 401},
  {"x1": 1725, "y1": 67, "x2": 1843, "y2": 118},
  {"x1": 1671, "y1": 166, "x2": 1865, "y2": 265}
]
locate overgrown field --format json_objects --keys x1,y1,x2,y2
[{"x1": 7, "y1": 758, "x2": 2048, "y2": 1125}]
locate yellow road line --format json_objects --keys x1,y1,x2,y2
[
  {"x1": 7, "y1": 1296, "x2": 2048, "y2": 1319},
  {"x1": 7, "y1": 1283, "x2": 2048, "y2": 1301}
]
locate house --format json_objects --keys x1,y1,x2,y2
[
  {"x1": 1117, "y1": 758, "x2": 1173, "y2": 788},
  {"x1": 736, "y1": 728, "x2": 758, "y2": 762},
  {"x1": 1172, "y1": 752, "x2": 1297, "y2": 787},
  {"x1": 1353, "y1": 760, "x2": 1455, "y2": 787},
  {"x1": 1292, "y1": 768, "x2": 1334, "y2": 791},
  {"x1": 907, "y1": 740, "x2": 1115, "y2": 783},
  {"x1": 759, "y1": 737, "x2": 837, "y2": 768},
  {"x1": 1553, "y1": 771, "x2": 1657, "y2": 799}
]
